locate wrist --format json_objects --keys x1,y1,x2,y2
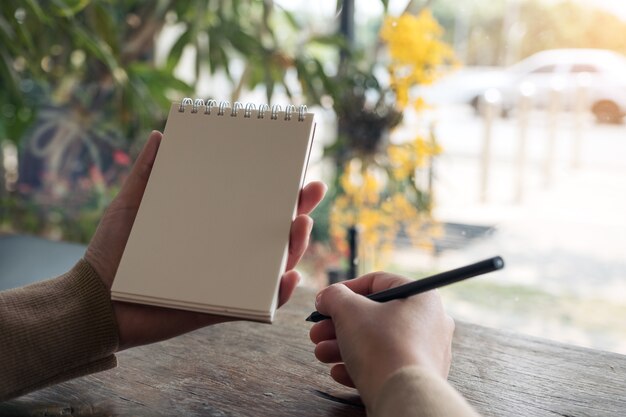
[
  {"x1": 357, "y1": 359, "x2": 418, "y2": 409},
  {"x1": 112, "y1": 301, "x2": 237, "y2": 352}
]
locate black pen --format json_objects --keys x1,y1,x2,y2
[{"x1": 305, "y1": 256, "x2": 505, "y2": 323}]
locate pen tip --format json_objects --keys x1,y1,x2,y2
[{"x1": 305, "y1": 315, "x2": 313, "y2": 322}]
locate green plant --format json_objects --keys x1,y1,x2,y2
[
  {"x1": 0, "y1": 0, "x2": 338, "y2": 241},
  {"x1": 326, "y1": 10, "x2": 455, "y2": 269}
]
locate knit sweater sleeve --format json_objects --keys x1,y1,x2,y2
[
  {"x1": 372, "y1": 366, "x2": 482, "y2": 417},
  {"x1": 0, "y1": 259, "x2": 119, "y2": 401}
]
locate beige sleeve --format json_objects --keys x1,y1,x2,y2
[
  {"x1": 0, "y1": 259, "x2": 119, "y2": 401},
  {"x1": 372, "y1": 366, "x2": 482, "y2": 417}
]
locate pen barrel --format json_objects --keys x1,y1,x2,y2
[
  {"x1": 305, "y1": 256, "x2": 504, "y2": 323},
  {"x1": 367, "y1": 256, "x2": 504, "y2": 303}
]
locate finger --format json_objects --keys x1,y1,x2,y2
[
  {"x1": 330, "y1": 364, "x2": 356, "y2": 388},
  {"x1": 114, "y1": 130, "x2": 162, "y2": 209},
  {"x1": 297, "y1": 181, "x2": 327, "y2": 215},
  {"x1": 286, "y1": 214, "x2": 313, "y2": 270},
  {"x1": 315, "y1": 282, "x2": 364, "y2": 319},
  {"x1": 309, "y1": 319, "x2": 336, "y2": 343},
  {"x1": 277, "y1": 270, "x2": 300, "y2": 308},
  {"x1": 314, "y1": 339, "x2": 342, "y2": 363},
  {"x1": 340, "y1": 271, "x2": 412, "y2": 296},
  {"x1": 84, "y1": 131, "x2": 163, "y2": 288},
  {"x1": 113, "y1": 301, "x2": 235, "y2": 351}
]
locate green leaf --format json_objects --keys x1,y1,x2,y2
[
  {"x1": 23, "y1": 0, "x2": 49, "y2": 23},
  {"x1": 128, "y1": 62, "x2": 193, "y2": 105},
  {"x1": 50, "y1": 0, "x2": 91, "y2": 17},
  {"x1": 219, "y1": 46, "x2": 233, "y2": 82},
  {"x1": 0, "y1": 49, "x2": 23, "y2": 103},
  {"x1": 72, "y1": 24, "x2": 120, "y2": 77},
  {"x1": 280, "y1": 9, "x2": 301, "y2": 30},
  {"x1": 294, "y1": 60, "x2": 317, "y2": 103},
  {"x1": 308, "y1": 34, "x2": 346, "y2": 47},
  {"x1": 166, "y1": 29, "x2": 192, "y2": 73},
  {"x1": 313, "y1": 59, "x2": 336, "y2": 95},
  {"x1": 90, "y1": 3, "x2": 120, "y2": 57},
  {"x1": 0, "y1": 14, "x2": 16, "y2": 45}
]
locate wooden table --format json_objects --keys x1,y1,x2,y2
[{"x1": 2, "y1": 287, "x2": 625, "y2": 416}]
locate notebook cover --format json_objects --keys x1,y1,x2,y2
[{"x1": 111, "y1": 103, "x2": 315, "y2": 323}]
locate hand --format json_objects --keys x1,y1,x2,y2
[
  {"x1": 309, "y1": 272, "x2": 455, "y2": 410},
  {"x1": 85, "y1": 131, "x2": 326, "y2": 351}
]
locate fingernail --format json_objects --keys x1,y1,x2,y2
[
  {"x1": 315, "y1": 291, "x2": 322, "y2": 309},
  {"x1": 146, "y1": 132, "x2": 161, "y2": 161}
]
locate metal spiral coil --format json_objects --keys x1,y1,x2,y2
[{"x1": 178, "y1": 98, "x2": 307, "y2": 121}]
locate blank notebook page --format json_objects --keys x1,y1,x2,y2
[{"x1": 111, "y1": 101, "x2": 315, "y2": 323}]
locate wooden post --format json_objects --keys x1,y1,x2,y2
[
  {"x1": 326, "y1": 268, "x2": 344, "y2": 285},
  {"x1": 479, "y1": 89, "x2": 500, "y2": 203},
  {"x1": 347, "y1": 225, "x2": 358, "y2": 279},
  {"x1": 338, "y1": 0, "x2": 354, "y2": 71},
  {"x1": 572, "y1": 75, "x2": 589, "y2": 170},
  {"x1": 427, "y1": 157, "x2": 434, "y2": 210},
  {"x1": 544, "y1": 85, "x2": 562, "y2": 187},
  {"x1": 337, "y1": 0, "x2": 356, "y2": 283},
  {"x1": 515, "y1": 83, "x2": 533, "y2": 204}
]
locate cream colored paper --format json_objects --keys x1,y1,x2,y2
[{"x1": 111, "y1": 103, "x2": 315, "y2": 323}]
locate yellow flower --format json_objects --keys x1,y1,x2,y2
[
  {"x1": 387, "y1": 145, "x2": 412, "y2": 180},
  {"x1": 362, "y1": 171, "x2": 381, "y2": 205},
  {"x1": 386, "y1": 134, "x2": 443, "y2": 182},
  {"x1": 329, "y1": 9, "x2": 451, "y2": 268},
  {"x1": 340, "y1": 160, "x2": 360, "y2": 196},
  {"x1": 380, "y1": 10, "x2": 456, "y2": 110},
  {"x1": 414, "y1": 96, "x2": 429, "y2": 112}
]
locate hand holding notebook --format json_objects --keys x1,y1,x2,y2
[
  {"x1": 85, "y1": 127, "x2": 324, "y2": 350},
  {"x1": 110, "y1": 99, "x2": 319, "y2": 324}
]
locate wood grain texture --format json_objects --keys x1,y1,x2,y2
[
  {"x1": 450, "y1": 324, "x2": 626, "y2": 417},
  {"x1": 2, "y1": 287, "x2": 625, "y2": 416}
]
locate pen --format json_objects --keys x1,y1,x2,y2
[{"x1": 305, "y1": 256, "x2": 505, "y2": 323}]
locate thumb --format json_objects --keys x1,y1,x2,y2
[
  {"x1": 114, "y1": 130, "x2": 162, "y2": 209},
  {"x1": 85, "y1": 131, "x2": 162, "y2": 288},
  {"x1": 316, "y1": 283, "x2": 368, "y2": 320}
]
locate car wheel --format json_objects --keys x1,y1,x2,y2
[
  {"x1": 470, "y1": 96, "x2": 481, "y2": 115},
  {"x1": 472, "y1": 95, "x2": 505, "y2": 117},
  {"x1": 592, "y1": 100, "x2": 623, "y2": 124}
]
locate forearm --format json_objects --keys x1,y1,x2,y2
[
  {"x1": 372, "y1": 366, "x2": 481, "y2": 417},
  {"x1": 0, "y1": 259, "x2": 119, "y2": 401}
]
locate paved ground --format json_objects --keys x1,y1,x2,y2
[
  {"x1": 391, "y1": 105, "x2": 626, "y2": 354},
  {"x1": 305, "y1": 102, "x2": 626, "y2": 353}
]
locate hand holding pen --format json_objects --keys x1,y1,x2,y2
[
  {"x1": 306, "y1": 257, "x2": 504, "y2": 322},
  {"x1": 308, "y1": 257, "x2": 504, "y2": 411}
]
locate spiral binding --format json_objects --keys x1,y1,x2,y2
[{"x1": 178, "y1": 98, "x2": 308, "y2": 121}]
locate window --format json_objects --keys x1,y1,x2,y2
[
  {"x1": 529, "y1": 64, "x2": 557, "y2": 74},
  {"x1": 570, "y1": 64, "x2": 599, "y2": 73}
]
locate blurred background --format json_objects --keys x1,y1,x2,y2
[{"x1": 0, "y1": 0, "x2": 624, "y2": 354}]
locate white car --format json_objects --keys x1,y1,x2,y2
[
  {"x1": 428, "y1": 49, "x2": 626, "y2": 123},
  {"x1": 459, "y1": 49, "x2": 626, "y2": 123}
]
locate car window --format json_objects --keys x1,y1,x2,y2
[
  {"x1": 529, "y1": 65, "x2": 557, "y2": 74},
  {"x1": 570, "y1": 64, "x2": 599, "y2": 73}
]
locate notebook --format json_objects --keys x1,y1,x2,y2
[{"x1": 111, "y1": 99, "x2": 316, "y2": 323}]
